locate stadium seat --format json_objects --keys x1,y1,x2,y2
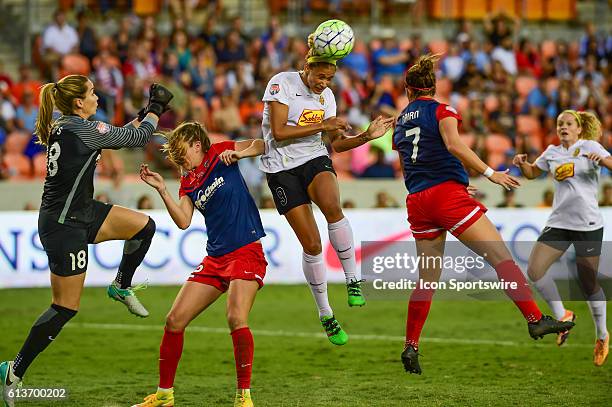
[
  {"x1": 527, "y1": 133, "x2": 544, "y2": 151},
  {"x1": 523, "y1": 0, "x2": 545, "y2": 19},
  {"x1": 485, "y1": 133, "x2": 512, "y2": 155},
  {"x1": 428, "y1": 39, "x2": 449, "y2": 56},
  {"x1": 3, "y1": 132, "x2": 29, "y2": 154},
  {"x1": 3, "y1": 153, "x2": 32, "y2": 178},
  {"x1": 461, "y1": 0, "x2": 488, "y2": 19},
  {"x1": 460, "y1": 133, "x2": 476, "y2": 148},
  {"x1": 429, "y1": 0, "x2": 460, "y2": 19},
  {"x1": 32, "y1": 152, "x2": 47, "y2": 178},
  {"x1": 546, "y1": 0, "x2": 576, "y2": 20},
  {"x1": 516, "y1": 115, "x2": 541, "y2": 135},
  {"x1": 490, "y1": 0, "x2": 516, "y2": 17},
  {"x1": 515, "y1": 76, "x2": 538, "y2": 98},
  {"x1": 60, "y1": 54, "x2": 91, "y2": 76}
]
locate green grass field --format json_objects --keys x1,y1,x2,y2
[{"x1": 0, "y1": 285, "x2": 609, "y2": 406}]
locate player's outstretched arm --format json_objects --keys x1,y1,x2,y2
[
  {"x1": 139, "y1": 163, "x2": 194, "y2": 229},
  {"x1": 331, "y1": 115, "x2": 395, "y2": 153},
  {"x1": 512, "y1": 154, "x2": 543, "y2": 179},
  {"x1": 219, "y1": 139, "x2": 265, "y2": 166},
  {"x1": 584, "y1": 153, "x2": 612, "y2": 170},
  {"x1": 270, "y1": 101, "x2": 350, "y2": 141},
  {"x1": 439, "y1": 117, "x2": 520, "y2": 190}
]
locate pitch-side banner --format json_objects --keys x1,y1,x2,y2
[{"x1": 0, "y1": 209, "x2": 611, "y2": 288}]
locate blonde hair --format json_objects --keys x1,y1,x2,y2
[
  {"x1": 161, "y1": 122, "x2": 211, "y2": 169},
  {"x1": 404, "y1": 54, "x2": 440, "y2": 98},
  {"x1": 35, "y1": 75, "x2": 90, "y2": 146},
  {"x1": 560, "y1": 110, "x2": 602, "y2": 141}
]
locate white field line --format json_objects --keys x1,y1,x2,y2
[{"x1": 67, "y1": 322, "x2": 598, "y2": 349}]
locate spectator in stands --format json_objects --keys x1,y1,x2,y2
[
  {"x1": 11, "y1": 65, "x2": 42, "y2": 106},
  {"x1": 190, "y1": 47, "x2": 216, "y2": 102},
  {"x1": 0, "y1": 146, "x2": 8, "y2": 180},
  {"x1": 538, "y1": 188, "x2": 554, "y2": 208},
  {"x1": 0, "y1": 89, "x2": 16, "y2": 133},
  {"x1": 107, "y1": 169, "x2": 131, "y2": 207},
  {"x1": 217, "y1": 30, "x2": 247, "y2": 71},
  {"x1": 496, "y1": 149, "x2": 522, "y2": 177},
  {"x1": 169, "y1": 30, "x2": 192, "y2": 72},
  {"x1": 374, "y1": 191, "x2": 399, "y2": 208},
  {"x1": 42, "y1": 9, "x2": 79, "y2": 80},
  {"x1": 600, "y1": 183, "x2": 612, "y2": 207},
  {"x1": 361, "y1": 146, "x2": 395, "y2": 178},
  {"x1": 491, "y1": 36, "x2": 517, "y2": 75},
  {"x1": 212, "y1": 92, "x2": 243, "y2": 138},
  {"x1": 489, "y1": 93, "x2": 516, "y2": 141},
  {"x1": 576, "y1": 55, "x2": 605, "y2": 88},
  {"x1": 440, "y1": 43, "x2": 465, "y2": 83},
  {"x1": 372, "y1": 33, "x2": 408, "y2": 82},
  {"x1": 515, "y1": 38, "x2": 541, "y2": 77},
  {"x1": 0, "y1": 61, "x2": 13, "y2": 92},
  {"x1": 483, "y1": 11, "x2": 518, "y2": 47},
  {"x1": 77, "y1": 11, "x2": 97, "y2": 62},
  {"x1": 200, "y1": 16, "x2": 221, "y2": 46},
  {"x1": 496, "y1": 188, "x2": 524, "y2": 208},
  {"x1": 342, "y1": 199, "x2": 356, "y2": 209},
  {"x1": 95, "y1": 50, "x2": 125, "y2": 124},
  {"x1": 463, "y1": 97, "x2": 488, "y2": 135},
  {"x1": 137, "y1": 194, "x2": 154, "y2": 210},
  {"x1": 115, "y1": 16, "x2": 135, "y2": 64},
  {"x1": 15, "y1": 89, "x2": 38, "y2": 135},
  {"x1": 340, "y1": 39, "x2": 369, "y2": 80},
  {"x1": 23, "y1": 202, "x2": 38, "y2": 211},
  {"x1": 523, "y1": 80, "x2": 549, "y2": 117}
]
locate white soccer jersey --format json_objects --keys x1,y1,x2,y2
[
  {"x1": 535, "y1": 139, "x2": 610, "y2": 231},
  {"x1": 259, "y1": 71, "x2": 336, "y2": 173}
]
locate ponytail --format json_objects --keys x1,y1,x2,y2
[
  {"x1": 577, "y1": 111, "x2": 602, "y2": 141},
  {"x1": 34, "y1": 75, "x2": 90, "y2": 146},
  {"x1": 404, "y1": 54, "x2": 440, "y2": 98},
  {"x1": 34, "y1": 83, "x2": 56, "y2": 146}
]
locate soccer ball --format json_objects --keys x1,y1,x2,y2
[{"x1": 312, "y1": 19, "x2": 355, "y2": 60}]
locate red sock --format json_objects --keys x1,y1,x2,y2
[
  {"x1": 495, "y1": 260, "x2": 542, "y2": 323},
  {"x1": 405, "y1": 287, "x2": 435, "y2": 349},
  {"x1": 159, "y1": 328, "x2": 184, "y2": 389},
  {"x1": 231, "y1": 327, "x2": 254, "y2": 390}
]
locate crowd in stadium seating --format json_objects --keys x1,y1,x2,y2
[{"x1": 0, "y1": 5, "x2": 609, "y2": 197}]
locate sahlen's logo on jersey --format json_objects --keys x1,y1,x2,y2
[
  {"x1": 270, "y1": 84, "x2": 280, "y2": 95},
  {"x1": 555, "y1": 162, "x2": 574, "y2": 181},
  {"x1": 297, "y1": 109, "x2": 324, "y2": 126},
  {"x1": 194, "y1": 176, "x2": 225, "y2": 210}
]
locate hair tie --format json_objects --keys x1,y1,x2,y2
[
  {"x1": 561, "y1": 109, "x2": 581, "y2": 127},
  {"x1": 52, "y1": 83, "x2": 58, "y2": 91}
]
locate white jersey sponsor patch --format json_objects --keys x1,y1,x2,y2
[
  {"x1": 259, "y1": 71, "x2": 336, "y2": 173},
  {"x1": 535, "y1": 139, "x2": 610, "y2": 231}
]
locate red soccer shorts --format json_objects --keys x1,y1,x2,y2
[
  {"x1": 188, "y1": 241, "x2": 268, "y2": 292},
  {"x1": 406, "y1": 180, "x2": 487, "y2": 240}
]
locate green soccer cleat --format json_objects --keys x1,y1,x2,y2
[
  {"x1": 1, "y1": 361, "x2": 21, "y2": 407},
  {"x1": 107, "y1": 281, "x2": 149, "y2": 318},
  {"x1": 320, "y1": 315, "x2": 348, "y2": 346},
  {"x1": 347, "y1": 279, "x2": 366, "y2": 307}
]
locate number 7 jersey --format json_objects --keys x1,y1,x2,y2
[{"x1": 393, "y1": 97, "x2": 469, "y2": 194}]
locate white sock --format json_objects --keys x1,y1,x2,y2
[
  {"x1": 586, "y1": 288, "x2": 608, "y2": 340},
  {"x1": 328, "y1": 217, "x2": 357, "y2": 284},
  {"x1": 302, "y1": 252, "x2": 333, "y2": 318},
  {"x1": 157, "y1": 387, "x2": 173, "y2": 393},
  {"x1": 531, "y1": 273, "x2": 566, "y2": 320}
]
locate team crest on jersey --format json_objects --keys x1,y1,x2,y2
[
  {"x1": 572, "y1": 148, "x2": 580, "y2": 157},
  {"x1": 96, "y1": 122, "x2": 110, "y2": 134},
  {"x1": 319, "y1": 95, "x2": 325, "y2": 105},
  {"x1": 270, "y1": 84, "x2": 280, "y2": 95},
  {"x1": 297, "y1": 109, "x2": 324, "y2": 126},
  {"x1": 555, "y1": 162, "x2": 574, "y2": 181}
]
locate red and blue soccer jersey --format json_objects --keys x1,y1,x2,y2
[
  {"x1": 179, "y1": 141, "x2": 265, "y2": 257},
  {"x1": 393, "y1": 97, "x2": 468, "y2": 194}
]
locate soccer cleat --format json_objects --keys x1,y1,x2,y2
[
  {"x1": 401, "y1": 345, "x2": 422, "y2": 375},
  {"x1": 107, "y1": 281, "x2": 149, "y2": 317},
  {"x1": 528, "y1": 315, "x2": 575, "y2": 340},
  {"x1": 320, "y1": 315, "x2": 348, "y2": 346},
  {"x1": 593, "y1": 334, "x2": 609, "y2": 367},
  {"x1": 234, "y1": 389, "x2": 254, "y2": 407},
  {"x1": 556, "y1": 310, "x2": 576, "y2": 346},
  {"x1": 131, "y1": 390, "x2": 174, "y2": 407},
  {"x1": 347, "y1": 279, "x2": 366, "y2": 307},
  {"x1": 1, "y1": 361, "x2": 21, "y2": 407}
]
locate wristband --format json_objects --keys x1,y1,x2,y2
[{"x1": 483, "y1": 166, "x2": 494, "y2": 178}]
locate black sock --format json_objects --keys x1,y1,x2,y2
[
  {"x1": 115, "y1": 217, "x2": 156, "y2": 289},
  {"x1": 13, "y1": 304, "x2": 77, "y2": 379}
]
